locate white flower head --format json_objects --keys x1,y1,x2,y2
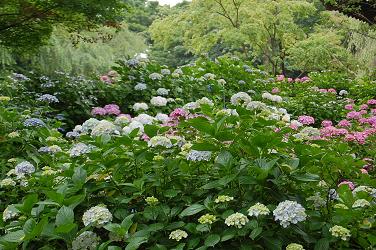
[
  {"x1": 329, "y1": 225, "x2": 351, "y2": 241},
  {"x1": 2, "y1": 205, "x2": 19, "y2": 221},
  {"x1": 133, "y1": 102, "x2": 149, "y2": 112},
  {"x1": 231, "y1": 92, "x2": 252, "y2": 106},
  {"x1": 82, "y1": 205, "x2": 113, "y2": 227},
  {"x1": 169, "y1": 229, "x2": 188, "y2": 241},
  {"x1": 15, "y1": 161, "x2": 35, "y2": 175},
  {"x1": 72, "y1": 231, "x2": 100, "y2": 250},
  {"x1": 225, "y1": 212, "x2": 249, "y2": 228},
  {"x1": 91, "y1": 120, "x2": 117, "y2": 137},
  {"x1": 186, "y1": 150, "x2": 212, "y2": 161},
  {"x1": 150, "y1": 96, "x2": 168, "y2": 107},
  {"x1": 148, "y1": 136, "x2": 173, "y2": 148},
  {"x1": 248, "y1": 203, "x2": 270, "y2": 217},
  {"x1": 273, "y1": 200, "x2": 307, "y2": 228}
]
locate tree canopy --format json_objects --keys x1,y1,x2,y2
[{"x1": 0, "y1": 0, "x2": 127, "y2": 50}]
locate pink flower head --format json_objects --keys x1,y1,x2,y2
[
  {"x1": 371, "y1": 109, "x2": 376, "y2": 115},
  {"x1": 344, "y1": 104, "x2": 354, "y2": 110},
  {"x1": 319, "y1": 89, "x2": 328, "y2": 93},
  {"x1": 367, "y1": 99, "x2": 376, "y2": 105},
  {"x1": 295, "y1": 78, "x2": 302, "y2": 83},
  {"x1": 359, "y1": 110, "x2": 367, "y2": 115},
  {"x1": 298, "y1": 115, "x2": 315, "y2": 125},
  {"x1": 104, "y1": 104, "x2": 121, "y2": 115},
  {"x1": 328, "y1": 88, "x2": 337, "y2": 93},
  {"x1": 100, "y1": 75, "x2": 112, "y2": 84},
  {"x1": 300, "y1": 76, "x2": 310, "y2": 82},
  {"x1": 170, "y1": 108, "x2": 187, "y2": 119},
  {"x1": 346, "y1": 111, "x2": 361, "y2": 119},
  {"x1": 321, "y1": 120, "x2": 333, "y2": 127},
  {"x1": 338, "y1": 119, "x2": 351, "y2": 127},
  {"x1": 271, "y1": 87, "x2": 280, "y2": 94},
  {"x1": 288, "y1": 78, "x2": 293, "y2": 83},
  {"x1": 118, "y1": 114, "x2": 132, "y2": 120},
  {"x1": 338, "y1": 181, "x2": 355, "y2": 190},
  {"x1": 360, "y1": 168, "x2": 368, "y2": 174},
  {"x1": 360, "y1": 104, "x2": 369, "y2": 110},
  {"x1": 274, "y1": 128, "x2": 281, "y2": 133},
  {"x1": 141, "y1": 133, "x2": 150, "y2": 141},
  {"x1": 276, "y1": 75, "x2": 285, "y2": 81},
  {"x1": 91, "y1": 107, "x2": 107, "y2": 116}
]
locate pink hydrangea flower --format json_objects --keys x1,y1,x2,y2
[
  {"x1": 170, "y1": 108, "x2": 187, "y2": 119},
  {"x1": 359, "y1": 110, "x2": 367, "y2": 115},
  {"x1": 344, "y1": 104, "x2": 354, "y2": 110},
  {"x1": 328, "y1": 88, "x2": 337, "y2": 93},
  {"x1": 360, "y1": 104, "x2": 369, "y2": 110},
  {"x1": 271, "y1": 87, "x2": 280, "y2": 94},
  {"x1": 274, "y1": 128, "x2": 281, "y2": 132},
  {"x1": 141, "y1": 133, "x2": 150, "y2": 141},
  {"x1": 338, "y1": 120, "x2": 351, "y2": 127},
  {"x1": 298, "y1": 115, "x2": 315, "y2": 125},
  {"x1": 276, "y1": 75, "x2": 285, "y2": 81},
  {"x1": 104, "y1": 104, "x2": 121, "y2": 115},
  {"x1": 372, "y1": 109, "x2": 376, "y2": 115},
  {"x1": 361, "y1": 169, "x2": 368, "y2": 174},
  {"x1": 321, "y1": 120, "x2": 332, "y2": 127},
  {"x1": 301, "y1": 76, "x2": 310, "y2": 82},
  {"x1": 346, "y1": 111, "x2": 361, "y2": 119},
  {"x1": 367, "y1": 99, "x2": 376, "y2": 105},
  {"x1": 100, "y1": 75, "x2": 112, "y2": 84},
  {"x1": 319, "y1": 89, "x2": 327, "y2": 93},
  {"x1": 295, "y1": 78, "x2": 302, "y2": 83},
  {"x1": 288, "y1": 78, "x2": 293, "y2": 83},
  {"x1": 91, "y1": 107, "x2": 107, "y2": 116},
  {"x1": 338, "y1": 181, "x2": 355, "y2": 190}
]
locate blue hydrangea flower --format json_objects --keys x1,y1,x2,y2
[
  {"x1": 37, "y1": 94, "x2": 59, "y2": 103},
  {"x1": 24, "y1": 118, "x2": 45, "y2": 127}
]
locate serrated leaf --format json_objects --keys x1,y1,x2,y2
[
  {"x1": 55, "y1": 206, "x2": 74, "y2": 226},
  {"x1": 179, "y1": 204, "x2": 205, "y2": 217}
]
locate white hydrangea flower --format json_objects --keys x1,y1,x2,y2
[
  {"x1": 2, "y1": 205, "x2": 19, "y2": 221},
  {"x1": 262, "y1": 92, "x2": 283, "y2": 103},
  {"x1": 82, "y1": 205, "x2": 113, "y2": 227},
  {"x1": 217, "y1": 79, "x2": 226, "y2": 85},
  {"x1": 134, "y1": 83, "x2": 147, "y2": 91},
  {"x1": 161, "y1": 69, "x2": 171, "y2": 75},
  {"x1": 133, "y1": 103, "x2": 149, "y2": 112},
  {"x1": 15, "y1": 161, "x2": 35, "y2": 175},
  {"x1": 216, "y1": 109, "x2": 239, "y2": 117},
  {"x1": 197, "y1": 97, "x2": 214, "y2": 107},
  {"x1": 230, "y1": 92, "x2": 252, "y2": 106},
  {"x1": 133, "y1": 114, "x2": 155, "y2": 125},
  {"x1": 329, "y1": 225, "x2": 351, "y2": 241},
  {"x1": 72, "y1": 231, "x2": 100, "y2": 250},
  {"x1": 339, "y1": 90, "x2": 348, "y2": 96},
  {"x1": 0, "y1": 178, "x2": 16, "y2": 187},
  {"x1": 114, "y1": 115, "x2": 131, "y2": 126},
  {"x1": 225, "y1": 212, "x2": 249, "y2": 228},
  {"x1": 246, "y1": 101, "x2": 268, "y2": 111},
  {"x1": 173, "y1": 68, "x2": 183, "y2": 76},
  {"x1": 273, "y1": 200, "x2": 307, "y2": 228},
  {"x1": 122, "y1": 121, "x2": 144, "y2": 135},
  {"x1": 155, "y1": 113, "x2": 170, "y2": 123},
  {"x1": 82, "y1": 118, "x2": 100, "y2": 133},
  {"x1": 169, "y1": 229, "x2": 188, "y2": 241},
  {"x1": 91, "y1": 120, "x2": 117, "y2": 137},
  {"x1": 183, "y1": 102, "x2": 199, "y2": 110},
  {"x1": 149, "y1": 72, "x2": 163, "y2": 80},
  {"x1": 198, "y1": 214, "x2": 216, "y2": 224},
  {"x1": 282, "y1": 114, "x2": 291, "y2": 122},
  {"x1": 148, "y1": 136, "x2": 173, "y2": 148},
  {"x1": 145, "y1": 196, "x2": 159, "y2": 205},
  {"x1": 215, "y1": 195, "x2": 234, "y2": 203},
  {"x1": 150, "y1": 96, "x2": 168, "y2": 107},
  {"x1": 156, "y1": 88, "x2": 170, "y2": 96},
  {"x1": 352, "y1": 199, "x2": 370, "y2": 208},
  {"x1": 353, "y1": 186, "x2": 376, "y2": 198},
  {"x1": 286, "y1": 243, "x2": 305, "y2": 250},
  {"x1": 203, "y1": 73, "x2": 216, "y2": 80},
  {"x1": 248, "y1": 203, "x2": 270, "y2": 217},
  {"x1": 186, "y1": 150, "x2": 212, "y2": 161},
  {"x1": 69, "y1": 143, "x2": 94, "y2": 157}
]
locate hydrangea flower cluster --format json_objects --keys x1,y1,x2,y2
[
  {"x1": 161, "y1": 69, "x2": 171, "y2": 75},
  {"x1": 214, "y1": 195, "x2": 234, "y2": 203},
  {"x1": 2, "y1": 205, "x2": 19, "y2": 221},
  {"x1": 72, "y1": 231, "x2": 100, "y2": 250},
  {"x1": 91, "y1": 104, "x2": 121, "y2": 116},
  {"x1": 150, "y1": 96, "x2": 168, "y2": 107},
  {"x1": 145, "y1": 196, "x2": 159, "y2": 205},
  {"x1": 24, "y1": 118, "x2": 45, "y2": 127},
  {"x1": 15, "y1": 161, "x2": 35, "y2": 175},
  {"x1": 134, "y1": 83, "x2": 147, "y2": 91},
  {"x1": 148, "y1": 136, "x2": 173, "y2": 148},
  {"x1": 352, "y1": 199, "x2": 370, "y2": 208},
  {"x1": 230, "y1": 92, "x2": 252, "y2": 106},
  {"x1": 329, "y1": 225, "x2": 351, "y2": 240},
  {"x1": 198, "y1": 214, "x2": 216, "y2": 224},
  {"x1": 82, "y1": 205, "x2": 113, "y2": 227},
  {"x1": 262, "y1": 92, "x2": 283, "y2": 103},
  {"x1": 38, "y1": 145, "x2": 62, "y2": 154},
  {"x1": 298, "y1": 115, "x2": 315, "y2": 125},
  {"x1": 133, "y1": 102, "x2": 149, "y2": 112},
  {"x1": 69, "y1": 143, "x2": 94, "y2": 157},
  {"x1": 0, "y1": 178, "x2": 16, "y2": 187},
  {"x1": 273, "y1": 200, "x2": 307, "y2": 228},
  {"x1": 149, "y1": 72, "x2": 163, "y2": 80},
  {"x1": 225, "y1": 212, "x2": 249, "y2": 228},
  {"x1": 169, "y1": 229, "x2": 188, "y2": 241},
  {"x1": 247, "y1": 203, "x2": 270, "y2": 217},
  {"x1": 91, "y1": 120, "x2": 117, "y2": 137},
  {"x1": 157, "y1": 88, "x2": 170, "y2": 96},
  {"x1": 37, "y1": 94, "x2": 59, "y2": 103},
  {"x1": 286, "y1": 243, "x2": 305, "y2": 250},
  {"x1": 186, "y1": 150, "x2": 212, "y2": 161}
]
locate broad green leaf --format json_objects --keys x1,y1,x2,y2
[
  {"x1": 179, "y1": 204, "x2": 205, "y2": 217},
  {"x1": 55, "y1": 206, "x2": 74, "y2": 226},
  {"x1": 204, "y1": 234, "x2": 220, "y2": 247}
]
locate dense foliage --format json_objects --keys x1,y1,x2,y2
[{"x1": 0, "y1": 56, "x2": 375, "y2": 249}]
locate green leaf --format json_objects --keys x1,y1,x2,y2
[
  {"x1": 144, "y1": 125, "x2": 159, "y2": 137},
  {"x1": 204, "y1": 234, "x2": 220, "y2": 247},
  {"x1": 250, "y1": 227, "x2": 262, "y2": 240},
  {"x1": 72, "y1": 167, "x2": 87, "y2": 186},
  {"x1": 179, "y1": 204, "x2": 205, "y2": 217},
  {"x1": 121, "y1": 214, "x2": 135, "y2": 232},
  {"x1": 23, "y1": 218, "x2": 36, "y2": 235},
  {"x1": 215, "y1": 151, "x2": 233, "y2": 167},
  {"x1": 314, "y1": 238, "x2": 330, "y2": 250},
  {"x1": 125, "y1": 236, "x2": 148, "y2": 250},
  {"x1": 292, "y1": 173, "x2": 320, "y2": 182},
  {"x1": 1, "y1": 230, "x2": 25, "y2": 243},
  {"x1": 55, "y1": 206, "x2": 74, "y2": 226},
  {"x1": 191, "y1": 143, "x2": 218, "y2": 151},
  {"x1": 55, "y1": 223, "x2": 77, "y2": 234}
]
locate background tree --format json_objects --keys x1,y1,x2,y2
[{"x1": 0, "y1": 0, "x2": 127, "y2": 51}]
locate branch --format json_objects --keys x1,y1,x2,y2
[{"x1": 214, "y1": 0, "x2": 238, "y2": 28}]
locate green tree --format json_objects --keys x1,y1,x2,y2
[{"x1": 0, "y1": 0, "x2": 127, "y2": 50}]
